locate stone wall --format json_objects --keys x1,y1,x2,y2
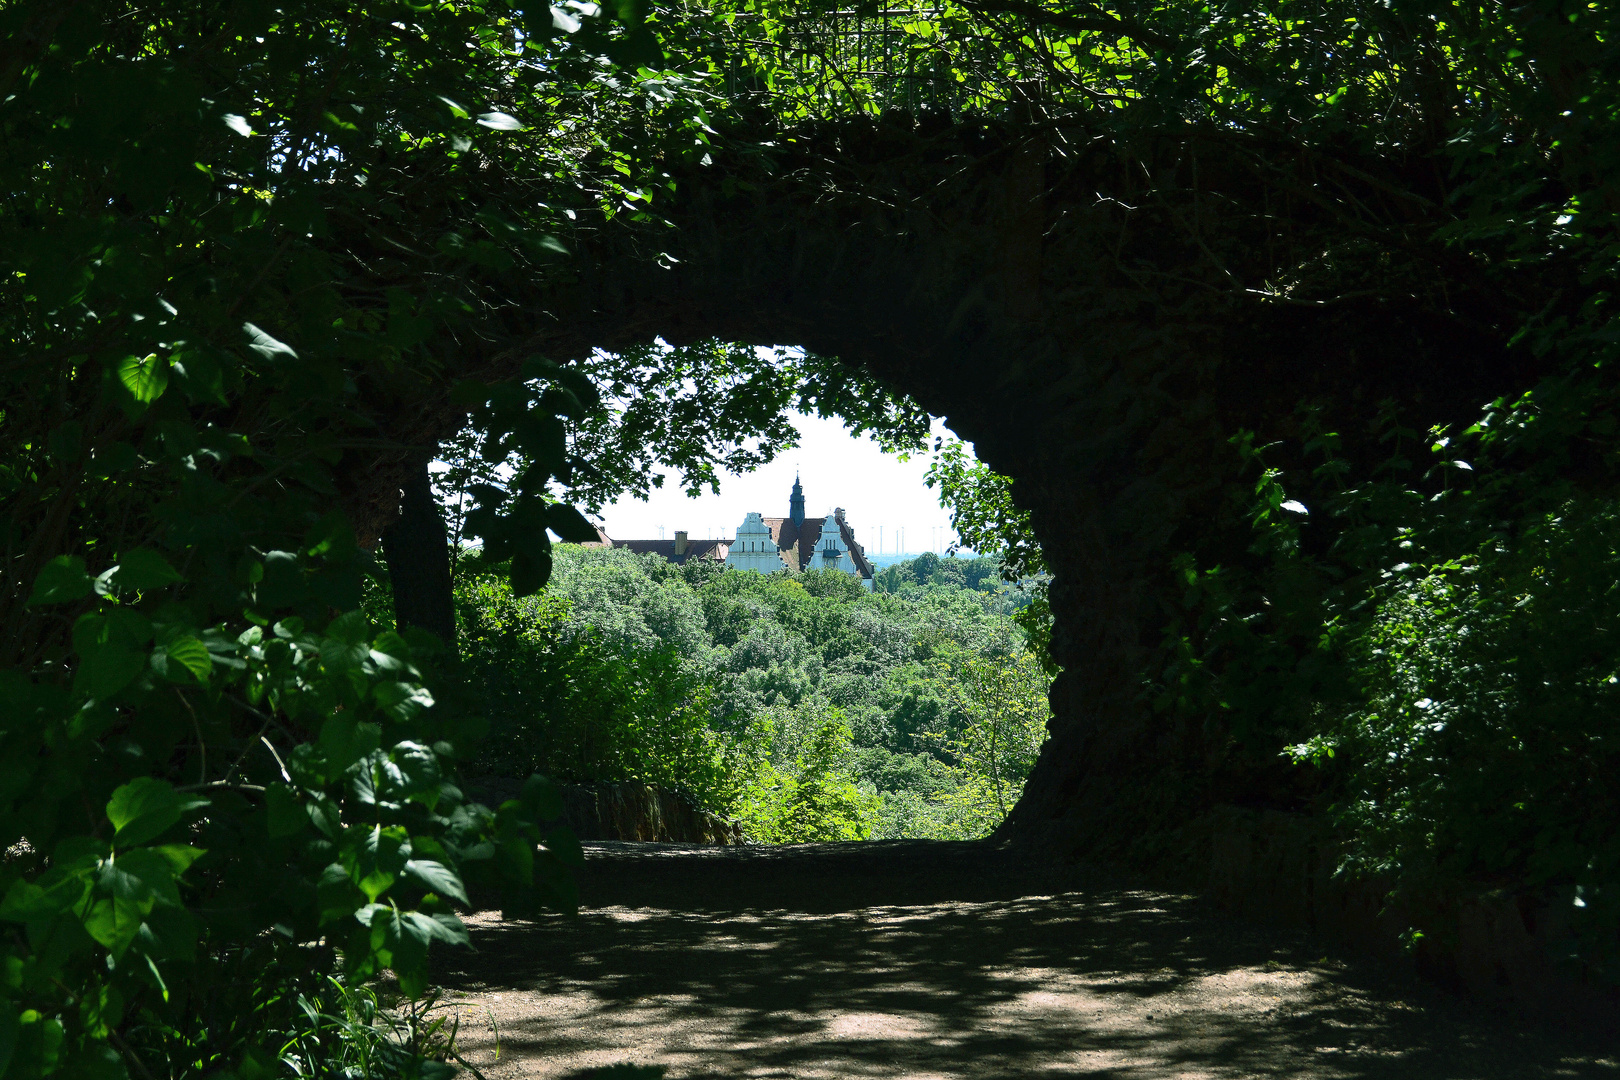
[
  {"x1": 467, "y1": 776, "x2": 744, "y2": 846},
  {"x1": 559, "y1": 781, "x2": 745, "y2": 845}
]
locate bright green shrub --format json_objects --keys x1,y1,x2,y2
[
  {"x1": 455, "y1": 563, "x2": 758, "y2": 816},
  {"x1": 736, "y1": 710, "x2": 878, "y2": 843}
]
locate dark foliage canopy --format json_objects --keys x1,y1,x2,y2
[{"x1": 1, "y1": 0, "x2": 1617, "y2": 1074}]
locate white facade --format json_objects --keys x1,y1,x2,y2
[
  {"x1": 724, "y1": 512, "x2": 787, "y2": 574},
  {"x1": 723, "y1": 490, "x2": 874, "y2": 589},
  {"x1": 812, "y1": 513, "x2": 850, "y2": 568},
  {"x1": 811, "y1": 513, "x2": 873, "y2": 589}
]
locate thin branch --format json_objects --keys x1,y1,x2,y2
[{"x1": 260, "y1": 735, "x2": 293, "y2": 784}]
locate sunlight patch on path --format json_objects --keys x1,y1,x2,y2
[{"x1": 432, "y1": 842, "x2": 1618, "y2": 1080}]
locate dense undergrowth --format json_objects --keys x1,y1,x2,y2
[
  {"x1": 414, "y1": 547, "x2": 1052, "y2": 844},
  {"x1": 1150, "y1": 377, "x2": 1620, "y2": 979}
]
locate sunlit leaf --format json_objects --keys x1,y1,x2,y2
[
  {"x1": 157, "y1": 635, "x2": 212, "y2": 683},
  {"x1": 118, "y1": 353, "x2": 169, "y2": 405},
  {"x1": 476, "y1": 112, "x2": 525, "y2": 131},
  {"x1": 243, "y1": 322, "x2": 298, "y2": 362}
]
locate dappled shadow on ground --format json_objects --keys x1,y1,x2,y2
[{"x1": 434, "y1": 842, "x2": 1617, "y2": 1080}]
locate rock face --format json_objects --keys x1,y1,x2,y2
[
  {"x1": 468, "y1": 776, "x2": 744, "y2": 845},
  {"x1": 355, "y1": 116, "x2": 1583, "y2": 1002},
  {"x1": 560, "y1": 781, "x2": 745, "y2": 845},
  {"x1": 511, "y1": 119, "x2": 1536, "y2": 863}
]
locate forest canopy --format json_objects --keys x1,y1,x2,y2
[{"x1": 421, "y1": 545, "x2": 1049, "y2": 844}]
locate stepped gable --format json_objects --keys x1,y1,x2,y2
[{"x1": 761, "y1": 514, "x2": 875, "y2": 579}]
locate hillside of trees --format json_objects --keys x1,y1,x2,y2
[{"x1": 383, "y1": 548, "x2": 1052, "y2": 843}]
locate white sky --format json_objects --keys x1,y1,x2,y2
[{"x1": 594, "y1": 412, "x2": 968, "y2": 557}]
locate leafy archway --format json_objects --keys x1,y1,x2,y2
[{"x1": 4, "y1": 0, "x2": 1617, "y2": 1075}]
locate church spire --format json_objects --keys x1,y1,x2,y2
[{"x1": 789, "y1": 473, "x2": 805, "y2": 530}]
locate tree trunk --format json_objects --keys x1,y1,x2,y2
[{"x1": 382, "y1": 458, "x2": 457, "y2": 652}]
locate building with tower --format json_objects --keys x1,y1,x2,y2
[
  {"x1": 579, "y1": 477, "x2": 874, "y2": 587},
  {"x1": 723, "y1": 476, "x2": 875, "y2": 588}
]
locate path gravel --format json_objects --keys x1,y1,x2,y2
[{"x1": 431, "y1": 840, "x2": 1617, "y2": 1080}]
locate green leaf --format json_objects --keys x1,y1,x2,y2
[
  {"x1": 350, "y1": 826, "x2": 409, "y2": 903},
  {"x1": 117, "y1": 354, "x2": 169, "y2": 405},
  {"x1": 319, "y1": 716, "x2": 380, "y2": 772},
  {"x1": 80, "y1": 898, "x2": 139, "y2": 957},
  {"x1": 403, "y1": 859, "x2": 469, "y2": 905},
  {"x1": 521, "y1": 774, "x2": 564, "y2": 820},
  {"x1": 327, "y1": 609, "x2": 370, "y2": 645},
  {"x1": 426, "y1": 912, "x2": 471, "y2": 947},
  {"x1": 318, "y1": 864, "x2": 362, "y2": 924},
  {"x1": 113, "y1": 547, "x2": 184, "y2": 591},
  {"x1": 79, "y1": 984, "x2": 125, "y2": 1040},
  {"x1": 373, "y1": 681, "x2": 436, "y2": 722},
  {"x1": 265, "y1": 784, "x2": 306, "y2": 839},
  {"x1": 542, "y1": 825, "x2": 584, "y2": 869},
  {"x1": 159, "y1": 635, "x2": 212, "y2": 683},
  {"x1": 243, "y1": 322, "x2": 297, "y2": 362},
  {"x1": 546, "y1": 503, "x2": 601, "y2": 543},
  {"x1": 0, "y1": 880, "x2": 79, "y2": 923},
  {"x1": 27, "y1": 555, "x2": 93, "y2": 606},
  {"x1": 149, "y1": 845, "x2": 205, "y2": 876},
  {"x1": 307, "y1": 794, "x2": 341, "y2": 840},
  {"x1": 397, "y1": 966, "x2": 429, "y2": 1001},
  {"x1": 494, "y1": 834, "x2": 534, "y2": 888},
  {"x1": 72, "y1": 610, "x2": 154, "y2": 701},
  {"x1": 106, "y1": 778, "x2": 210, "y2": 849},
  {"x1": 401, "y1": 909, "x2": 465, "y2": 948},
  {"x1": 510, "y1": 547, "x2": 552, "y2": 597},
  {"x1": 105, "y1": 849, "x2": 182, "y2": 908}
]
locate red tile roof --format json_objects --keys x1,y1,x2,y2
[
  {"x1": 762, "y1": 516, "x2": 874, "y2": 580},
  {"x1": 610, "y1": 538, "x2": 731, "y2": 565}
]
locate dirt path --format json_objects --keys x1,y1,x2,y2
[{"x1": 432, "y1": 841, "x2": 1616, "y2": 1080}]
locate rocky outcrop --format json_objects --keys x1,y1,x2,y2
[
  {"x1": 353, "y1": 117, "x2": 1545, "y2": 866},
  {"x1": 560, "y1": 781, "x2": 745, "y2": 845},
  {"x1": 468, "y1": 777, "x2": 744, "y2": 845},
  {"x1": 351, "y1": 116, "x2": 1587, "y2": 1006}
]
